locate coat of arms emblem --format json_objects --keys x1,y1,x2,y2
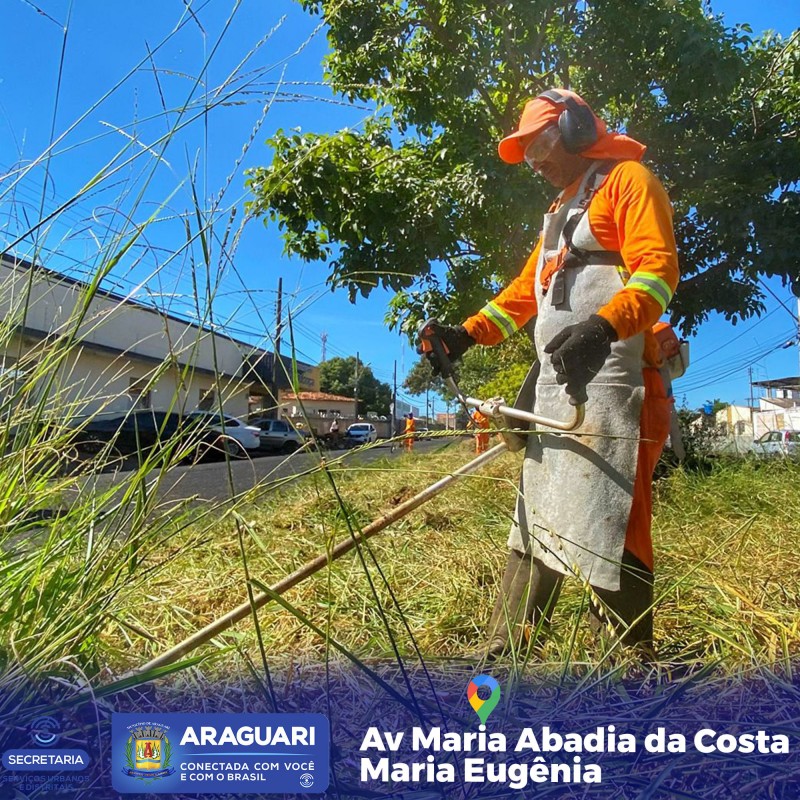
[{"x1": 122, "y1": 723, "x2": 174, "y2": 781}]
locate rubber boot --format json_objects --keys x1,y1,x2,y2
[
  {"x1": 484, "y1": 550, "x2": 532, "y2": 658},
  {"x1": 484, "y1": 551, "x2": 565, "y2": 659},
  {"x1": 588, "y1": 549, "x2": 655, "y2": 661}
]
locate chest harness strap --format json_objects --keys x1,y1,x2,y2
[{"x1": 541, "y1": 160, "x2": 624, "y2": 304}]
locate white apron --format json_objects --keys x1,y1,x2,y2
[{"x1": 507, "y1": 164, "x2": 645, "y2": 592}]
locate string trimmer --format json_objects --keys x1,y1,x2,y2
[{"x1": 123, "y1": 321, "x2": 586, "y2": 678}]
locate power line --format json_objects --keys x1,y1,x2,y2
[
  {"x1": 689, "y1": 306, "x2": 779, "y2": 366},
  {"x1": 1, "y1": 167, "x2": 402, "y2": 379},
  {"x1": 758, "y1": 278, "x2": 800, "y2": 328},
  {"x1": 677, "y1": 331, "x2": 798, "y2": 393}
]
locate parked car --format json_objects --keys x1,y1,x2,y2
[
  {"x1": 78, "y1": 410, "x2": 182, "y2": 452},
  {"x1": 250, "y1": 418, "x2": 308, "y2": 454},
  {"x1": 6, "y1": 418, "x2": 127, "y2": 476},
  {"x1": 754, "y1": 429, "x2": 800, "y2": 458},
  {"x1": 76, "y1": 410, "x2": 250, "y2": 462},
  {"x1": 186, "y1": 411, "x2": 261, "y2": 452},
  {"x1": 346, "y1": 422, "x2": 378, "y2": 444}
]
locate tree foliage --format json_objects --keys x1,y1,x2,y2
[
  {"x1": 319, "y1": 356, "x2": 392, "y2": 415},
  {"x1": 247, "y1": 0, "x2": 800, "y2": 337},
  {"x1": 709, "y1": 398, "x2": 730, "y2": 414},
  {"x1": 403, "y1": 357, "x2": 444, "y2": 398},
  {"x1": 478, "y1": 363, "x2": 533, "y2": 408},
  {"x1": 404, "y1": 333, "x2": 536, "y2": 402}
]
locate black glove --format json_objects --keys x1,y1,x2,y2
[
  {"x1": 417, "y1": 321, "x2": 475, "y2": 376},
  {"x1": 543, "y1": 314, "x2": 618, "y2": 406}
]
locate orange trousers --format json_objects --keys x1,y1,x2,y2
[{"x1": 623, "y1": 367, "x2": 672, "y2": 571}]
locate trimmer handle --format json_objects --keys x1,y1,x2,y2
[{"x1": 418, "y1": 318, "x2": 457, "y2": 382}]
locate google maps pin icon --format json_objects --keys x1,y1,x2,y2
[{"x1": 467, "y1": 675, "x2": 501, "y2": 725}]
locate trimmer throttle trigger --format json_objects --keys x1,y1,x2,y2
[{"x1": 419, "y1": 319, "x2": 456, "y2": 382}]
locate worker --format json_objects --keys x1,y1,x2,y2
[
  {"x1": 471, "y1": 408, "x2": 491, "y2": 454},
  {"x1": 329, "y1": 417, "x2": 340, "y2": 448},
  {"x1": 403, "y1": 413, "x2": 416, "y2": 452},
  {"x1": 422, "y1": 89, "x2": 678, "y2": 657}
]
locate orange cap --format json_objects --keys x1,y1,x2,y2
[{"x1": 498, "y1": 89, "x2": 645, "y2": 164}]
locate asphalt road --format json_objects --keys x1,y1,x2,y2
[{"x1": 71, "y1": 437, "x2": 454, "y2": 511}]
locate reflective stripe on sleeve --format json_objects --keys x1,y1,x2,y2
[
  {"x1": 625, "y1": 271, "x2": 673, "y2": 312},
  {"x1": 480, "y1": 301, "x2": 519, "y2": 339}
]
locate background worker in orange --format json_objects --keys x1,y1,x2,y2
[
  {"x1": 471, "y1": 409, "x2": 490, "y2": 454},
  {"x1": 422, "y1": 89, "x2": 678, "y2": 656},
  {"x1": 403, "y1": 412, "x2": 416, "y2": 452}
]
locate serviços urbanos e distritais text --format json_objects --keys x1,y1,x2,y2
[{"x1": 359, "y1": 725, "x2": 790, "y2": 787}]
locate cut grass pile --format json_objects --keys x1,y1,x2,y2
[{"x1": 103, "y1": 441, "x2": 800, "y2": 678}]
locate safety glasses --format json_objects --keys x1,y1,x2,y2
[{"x1": 523, "y1": 125, "x2": 562, "y2": 168}]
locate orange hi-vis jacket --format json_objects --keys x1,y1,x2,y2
[
  {"x1": 463, "y1": 160, "x2": 679, "y2": 366},
  {"x1": 472, "y1": 409, "x2": 490, "y2": 429}
]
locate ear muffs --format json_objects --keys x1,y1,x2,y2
[{"x1": 538, "y1": 90, "x2": 598, "y2": 154}]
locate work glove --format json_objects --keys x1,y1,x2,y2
[
  {"x1": 416, "y1": 321, "x2": 476, "y2": 376},
  {"x1": 543, "y1": 314, "x2": 618, "y2": 406}
]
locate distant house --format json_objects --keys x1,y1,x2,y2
[
  {"x1": 715, "y1": 404, "x2": 754, "y2": 437},
  {"x1": 752, "y1": 378, "x2": 800, "y2": 438},
  {"x1": 280, "y1": 391, "x2": 394, "y2": 438},
  {"x1": 709, "y1": 403, "x2": 756, "y2": 455},
  {"x1": 0, "y1": 254, "x2": 316, "y2": 421},
  {"x1": 243, "y1": 355, "x2": 319, "y2": 415},
  {"x1": 436, "y1": 411, "x2": 458, "y2": 429},
  {"x1": 281, "y1": 391, "x2": 356, "y2": 421}
]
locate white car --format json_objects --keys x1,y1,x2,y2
[
  {"x1": 187, "y1": 411, "x2": 261, "y2": 451},
  {"x1": 346, "y1": 422, "x2": 378, "y2": 444},
  {"x1": 754, "y1": 429, "x2": 800, "y2": 458}
]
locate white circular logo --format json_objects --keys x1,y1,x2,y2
[
  {"x1": 299, "y1": 772, "x2": 314, "y2": 788},
  {"x1": 31, "y1": 716, "x2": 60, "y2": 747}
]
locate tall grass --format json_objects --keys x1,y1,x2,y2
[
  {"x1": 0, "y1": 2, "x2": 338, "y2": 709},
  {"x1": 93, "y1": 446, "x2": 800, "y2": 681}
]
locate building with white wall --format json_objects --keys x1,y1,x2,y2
[
  {"x1": 715, "y1": 404, "x2": 754, "y2": 437},
  {"x1": 281, "y1": 391, "x2": 356, "y2": 421},
  {"x1": 752, "y1": 378, "x2": 800, "y2": 438},
  {"x1": 0, "y1": 255, "x2": 315, "y2": 422}
]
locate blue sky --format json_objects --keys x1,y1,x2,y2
[{"x1": 0, "y1": 0, "x2": 798, "y2": 413}]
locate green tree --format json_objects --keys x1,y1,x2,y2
[
  {"x1": 404, "y1": 334, "x2": 536, "y2": 401},
  {"x1": 403, "y1": 357, "x2": 444, "y2": 397},
  {"x1": 478, "y1": 363, "x2": 532, "y2": 408},
  {"x1": 319, "y1": 356, "x2": 392, "y2": 415},
  {"x1": 246, "y1": 0, "x2": 800, "y2": 337}
]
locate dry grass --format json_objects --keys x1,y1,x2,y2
[{"x1": 101, "y1": 442, "x2": 800, "y2": 679}]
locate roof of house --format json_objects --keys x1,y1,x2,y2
[
  {"x1": 283, "y1": 391, "x2": 356, "y2": 403},
  {"x1": 753, "y1": 377, "x2": 800, "y2": 389}
]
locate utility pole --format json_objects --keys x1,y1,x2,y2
[
  {"x1": 354, "y1": 352, "x2": 359, "y2": 421},
  {"x1": 270, "y1": 277, "x2": 283, "y2": 419},
  {"x1": 749, "y1": 365, "x2": 755, "y2": 439},
  {"x1": 392, "y1": 360, "x2": 397, "y2": 436},
  {"x1": 321, "y1": 331, "x2": 327, "y2": 363},
  {"x1": 425, "y1": 386, "x2": 429, "y2": 426},
  {"x1": 797, "y1": 296, "x2": 800, "y2": 392}
]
